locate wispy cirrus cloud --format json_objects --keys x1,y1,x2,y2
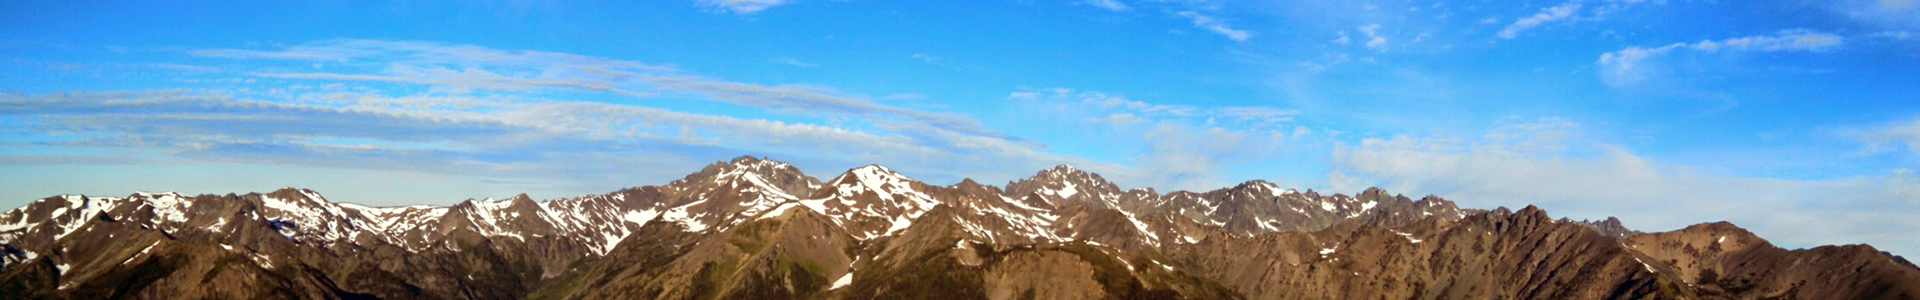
[
  {"x1": 1012, "y1": 88, "x2": 1299, "y2": 126},
  {"x1": 1331, "y1": 116, "x2": 1920, "y2": 257},
  {"x1": 1826, "y1": 0, "x2": 1920, "y2": 31},
  {"x1": 1, "y1": 40, "x2": 1115, "y2": 204},
  {"x1": 191, "y1": 39, "x2": 1028, "y2": 144},
  {"x1": 697, "y1": 0, "x2": 791, "y2": 14},
  {"x1": 1856, "y1": 117, "x2": 1920, "y2": 157},
  {"x1": 1010, "y1": 88, "x2": 1300, "y2": 191},
  {"x1": 1178, "y1": 11, "x2": 1253, "y2": 42},
  {"x1": 1498, "y1": 2, "x2": 1581, "y2": 39},
  {"x1": 1083, "y1": 0, "x2": 1129, "y2": 11},
  {"x1": 1597, "y1": 30, "x2": 1844, "y2": 86},
  {"x1": 779, "y1": 58, "x2": 820, "y2": 68},
  {"x1": 0, "y1": 91, "x2": 918, "y2": 174}
]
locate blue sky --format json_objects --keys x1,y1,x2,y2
[{"x1": 3, "y1": 0, "x2": 1918, "y2": 255}]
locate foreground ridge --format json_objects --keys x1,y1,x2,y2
[{"x1": 0, "y1": 156, "x2": 1915, "y2": 299}]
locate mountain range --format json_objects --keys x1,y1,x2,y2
[{"x1": 3, "y1": 156, "x2": 1917, "y2": 299}]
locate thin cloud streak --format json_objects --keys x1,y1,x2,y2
[
  {"x1": 1178, "y1": 11, "x2": 1253, "y2": 42},
  {"x1": 697, "y1": 0, "x2": 792, "y2": 14},
  {"x1": 1499, "y1": 2, "x2": 1581, "y2": 39},
  {"x1": 1330, "y1": 117, "x2": 1920, "y2": 257},
  {"x1": 1010, "y1": 88, "x2": 1301, "y2": 191},
  {"x1": 196, "y1": 39, "x2": 1028, "y2": 145},
  {"x1": 1597, "y1": 30, "x2": 1844, "y2": 86}
]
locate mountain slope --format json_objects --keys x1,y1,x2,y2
[{"x1": 2, "y1": 156, "x2": 1916, "y2": 299}]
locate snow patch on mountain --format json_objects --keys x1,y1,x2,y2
[{"x1": 829, "y1": 271, "x2": 854, "y2": 290}]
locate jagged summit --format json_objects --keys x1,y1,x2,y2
[
  {"x1": 1006, "y1": 163, "x2": 1124, "y2": 210},
  {"x1": 824, "y1": 164, "x2": 920, "y2": 196},
  {"x1": 1227, "y1": 179, "x2": 1293, "y2": 196}
]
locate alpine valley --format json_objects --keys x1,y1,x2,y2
[{"x1": 2, "y1": 156, "x2": 1917, "y2": 300}]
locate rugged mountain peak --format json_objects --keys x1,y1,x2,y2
[
  {"x1": 728, "y1": 155, "x2": 762, "y2": 164},
  {"x1": 1514, "y1": 205, "x2": 1551, "y2": 222},
  {"x1": 1005, "y1": 164, "x2": 1123, "y2": 209},
  {"x1": 828, "y1": 165, "x2": 916, "y2": 193},
  {"x1": 683, "y1": 156, "x2": 809, "y2": 183},
  {"x1": 848, "y1": 164, "x2": 900, "y2": 178},
  {"x1": 1565, "y1": 216, "x2": 1639, "y2": 238},
  {"x1": 1673, "y1": 221, "x2": 1758, "y2": 241},
  {"x1": 1227, "y1": 180, "x2": 1294, "y2": 198},
  {"x1": 675, "y1": 156, "x2": 818, "y2": 201},
  {"x1": 954, "y1": 178, "x2": 982, "y2": 188},
  {"x1": 950, "y1": 178, "x2": 1003, "y2": 195},
  {"x1": 256, "y1": 187, "x2": 339, "y2": 215},
  {"x1": 795, "y1": 165, "x2": 944, "y2": 240},
  {"x1": 816, "y1": 165, "x2": 935, "y2": 209},
  {"x1": 1358, "y1": 187, "x2": 1391, "y2": 199},
  {"x1": 1046, "y1": 164, "x2": 1077, "y2": 172}
]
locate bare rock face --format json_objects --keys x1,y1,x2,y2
[
  {"x1": 1626, "y1": 222, "x2": 1920, "y2": 299},
  {"x1": 1565, "y1": 216, "x2": 1641, "y2": 239},
  {"x1": 3, "y1": 156, "x2": 1917, "y2": 299}
]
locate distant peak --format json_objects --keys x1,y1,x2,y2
[
  {"x1": 1361, "y1": 187, "x2": 1389, "y2": 195},
  {"x1": 680, "y1": 156, "x2": 807, "y2": 186},
  {"x1": 1039, "y1": 164, "x2": 1091, "y2": 177},
  {"x1": 1233, "y1": 179, "x2": 1275, "y2": 188},
  {"x1": 1005, "y1": 163, "x2": 1122, "y2": 200},
  {"x1": 132, "y1": 191, "x2": 186, "y2": 198},
  {"x1": 264, "y1": 187, "x2": 323, "y2": 203},
  {"x1": 851, "y1": 164, "x2": 891, "y2": 172},
  {"x1": 1515, "y1": 205, "x2": 1551, "y2": 220},
  {"x1": 729, "y1": 155, "x2": 762, "y2": 164},
  {"x1": 723, "y1": 155, "x2": 796, "y2": 170},
  {"x1": 1685, "y1": 221, "x2": 1753, "y2": 234},
  {"x1": 846, "y1": 164, "x2": 904, "y2": 179}
]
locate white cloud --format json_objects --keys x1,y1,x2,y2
[
  {"x1": 1215, "y1": 107, "x2": 1299, "y2": 124},
  {"x1": 1331, "y1": 117, "x2": 1920, "y2": 257},
  {"x1": 780, "y1": 58, "x2": 820, "y2": 68},
  {"x1": 1178, "y1": 11, "x2": 1253, "y2": 42},
  {"x1": 3, "y1": 40, "x2": 1144, "y2": 205},
  {"x1": 194, "y1": 40, "x2": 1022, "y2": 144},
  {"x1": 1093, "y1": 113, "x2": 1143, "y2": 127},
  {"x1": 1598, "y1": 30, "x2": 1844, "y2": 87},
  {"x1": 1009, "y1": 88, "x2": 1298, "y2": 191},
  {"x1": 1828, "y1": 0, "x2": 1920, "y2": 31},
  {"x1": 1136, "y1": 123, "x2": 1275, "y2": 191},
  {"x1": 1021, "y1": 88, "x2": 1298, "y2": 126},
  {"x1": 698, "y1": 0, "x2": 791, "y2": 14},
  {"x1": 1359, "y1": 24, "x2": 1388, "y2": 51},
  {"x1": 1857, "y1": 117, "x2": 1920, "y2": 156},
  {"x1": 910, "y1": 53, "x2": 941, "y2": 64},
  {"x1": 908, "y1": 53, "x2": 972, "y2": 70},
  {"x1": 1498, "y1": 2, "x2": 1581, "y2": 39},
  {"x1": 881, "y1": 93, "x2": 928, "y2": 100},
  {"x1": 1083, "y1": 0, "x2": 1130, "y2": 11}
]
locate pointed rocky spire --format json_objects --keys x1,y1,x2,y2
[
  {"x1": 676, "y1": 156, "x2": 818, "y2": 196},
  {"x1": 1006, "y1": 164, "x2": 1122, "y2": 201}
]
